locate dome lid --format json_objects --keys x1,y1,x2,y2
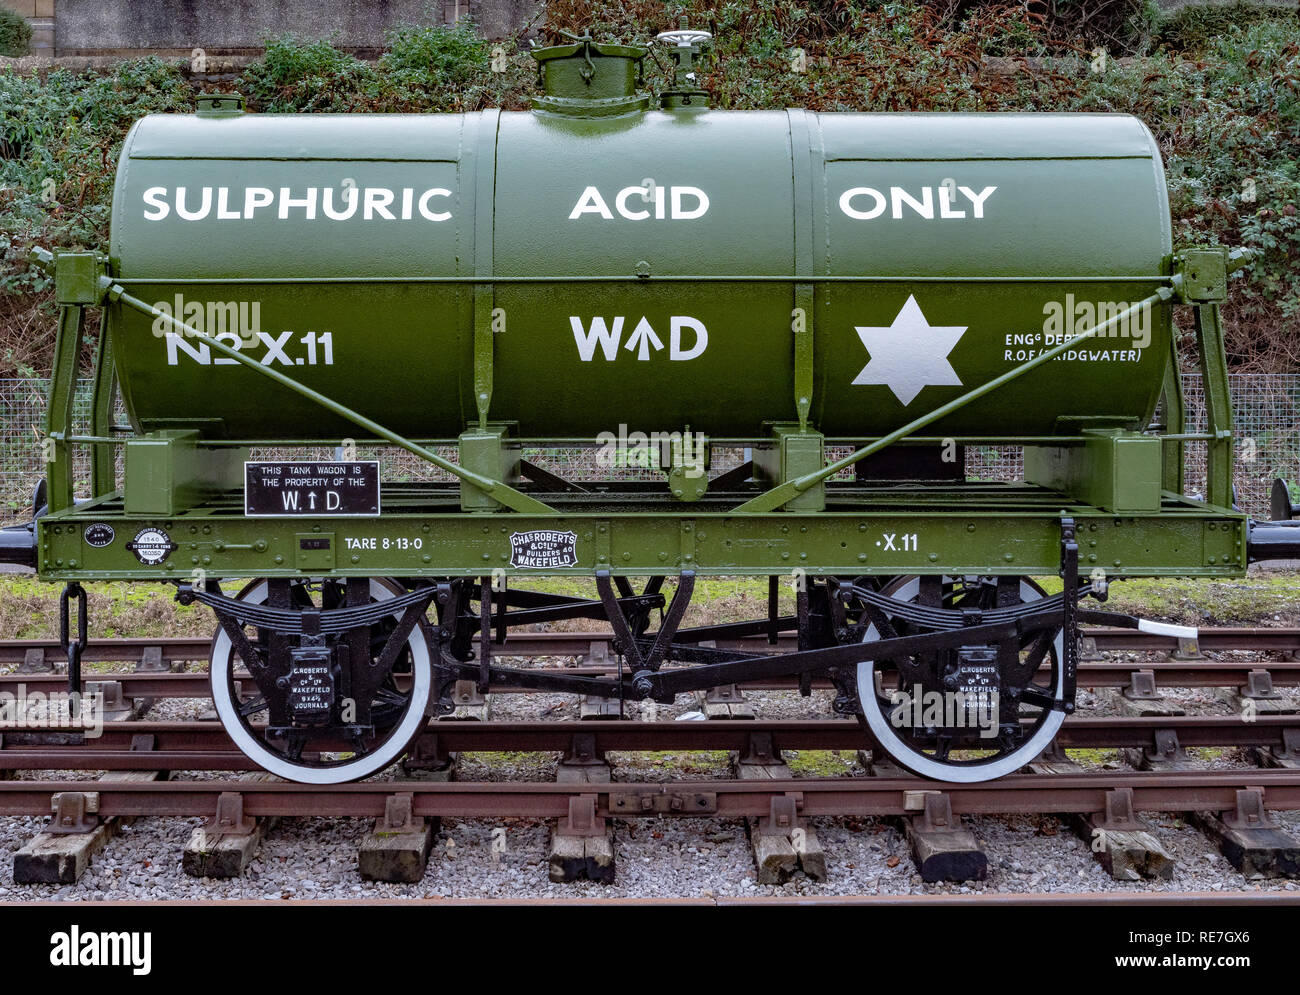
[{"x1": 530, "y1": 33, "x2": 649, "y2": 118}]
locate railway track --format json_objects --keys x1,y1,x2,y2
[
  {"x1": 5, "y1": 626, "x2": 1299, "y2": 659},
  {"x1": 1, "y1": 626, "x2": 1298, "y2": 897},
  {"x1": 0, "y1": 715, "x2": 1297, "y2": 771},
  {"x1": 1, "y1": 768, "x2": 1298, "y2": 821},
  {"x1": 3, "y1": 626, "x2": 1299, "y2": 699}
]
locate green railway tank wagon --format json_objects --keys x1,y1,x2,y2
[{"x1": 2, "y1": 26, "x2": 1289, "y2": 785}]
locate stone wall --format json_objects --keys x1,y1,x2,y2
[
  {"x1": 0, "y1": 0, "x2": 537, "y2": 57},
  {"x1": 1, "y1": 0, "x2": 54, "y2": 54}
]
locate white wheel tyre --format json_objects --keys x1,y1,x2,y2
[
  {"x1": 210, "y1": 578, "x2": 433, "y2": 785},
  {"x1": 856, "y1": 577, "x2": 1065, "y2": 783}
]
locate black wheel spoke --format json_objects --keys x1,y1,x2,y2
[
  {"x1": 856, "y1": 574, "x2": 1063, "y2": 771},
  {"x1": 213, "y1": 577, "x2": 434, "y2": 777},
  {"x1": 374, "y1": 687, "x2": 408, "y2": 707}
]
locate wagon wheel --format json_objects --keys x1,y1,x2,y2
[
  {"x1": 855, "y1": 575, "x2": 1065, "y2": 782},
  {"x1": 209, "y1": 577, "x2": 433, "y2": 784}
]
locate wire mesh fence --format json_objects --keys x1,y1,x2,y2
[
  {"x1": 962, "y1": 375, "x2": 1300, "y2": 517},
  {"x1": 3, "y1": 375, "x2": 1299, "y2": 519}
]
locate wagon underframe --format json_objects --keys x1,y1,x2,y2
[{"x1": 36, "y1": 481, "x2": 1246, "y2": 582}]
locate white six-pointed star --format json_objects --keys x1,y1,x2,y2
[{"x1": 851, "y1": 294, "x2": 968, "y2": 405}]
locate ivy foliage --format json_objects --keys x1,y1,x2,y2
[{"x1": 0, "y1": 2, "x2": 1296, "y2": 373}]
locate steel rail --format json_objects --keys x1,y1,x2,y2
[
  {"x1": 5, "y1": 625, "x2": 1297, "y2": 663},
  {"x1": 0, "y1": 715, "x2": 1295, "y2": 771},
  {"x1": 2, "y1": 628, "x2": 1298, "y2": 697},
  {"x1": 0, "y1": 768, "x2": 1297, "y2": 820},
  {"x1": 4, "y1": 658, "x2": 1299, "y2": 698}
]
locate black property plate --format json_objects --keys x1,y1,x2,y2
[{"x1": 244, "y1": 461, "x2": 380, "y2": 517}]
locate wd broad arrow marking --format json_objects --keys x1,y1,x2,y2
[
  {"x1": 570, "y1": 316, "x2": 708, "y2": 362},
  {"x1": 852, "y1": 295, "x2": 967, "y2": 405}
]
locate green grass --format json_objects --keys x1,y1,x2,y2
[
  {"x1": 610, "y1": 750, "x2": 732, "y2": 773},
  {"x1": 0, "y1": 575, "x2": 220, "y2": 640},
  {"x1": 3, "y1": 571, "x2": 1299, "y2": 641},
  {"x1": 1080, "y1": 574, "x2": 1300, "y2": 624},
  {"x1": 461, "y1": 750, "x2": 549, "y2": 767},
  {"x1": 784, "y1": 749, "x2": 861, "y2": 777}
]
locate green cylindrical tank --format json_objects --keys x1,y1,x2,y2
[{"x1": 108, "y1": 43, "x2": 1173, "y2": 442}]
